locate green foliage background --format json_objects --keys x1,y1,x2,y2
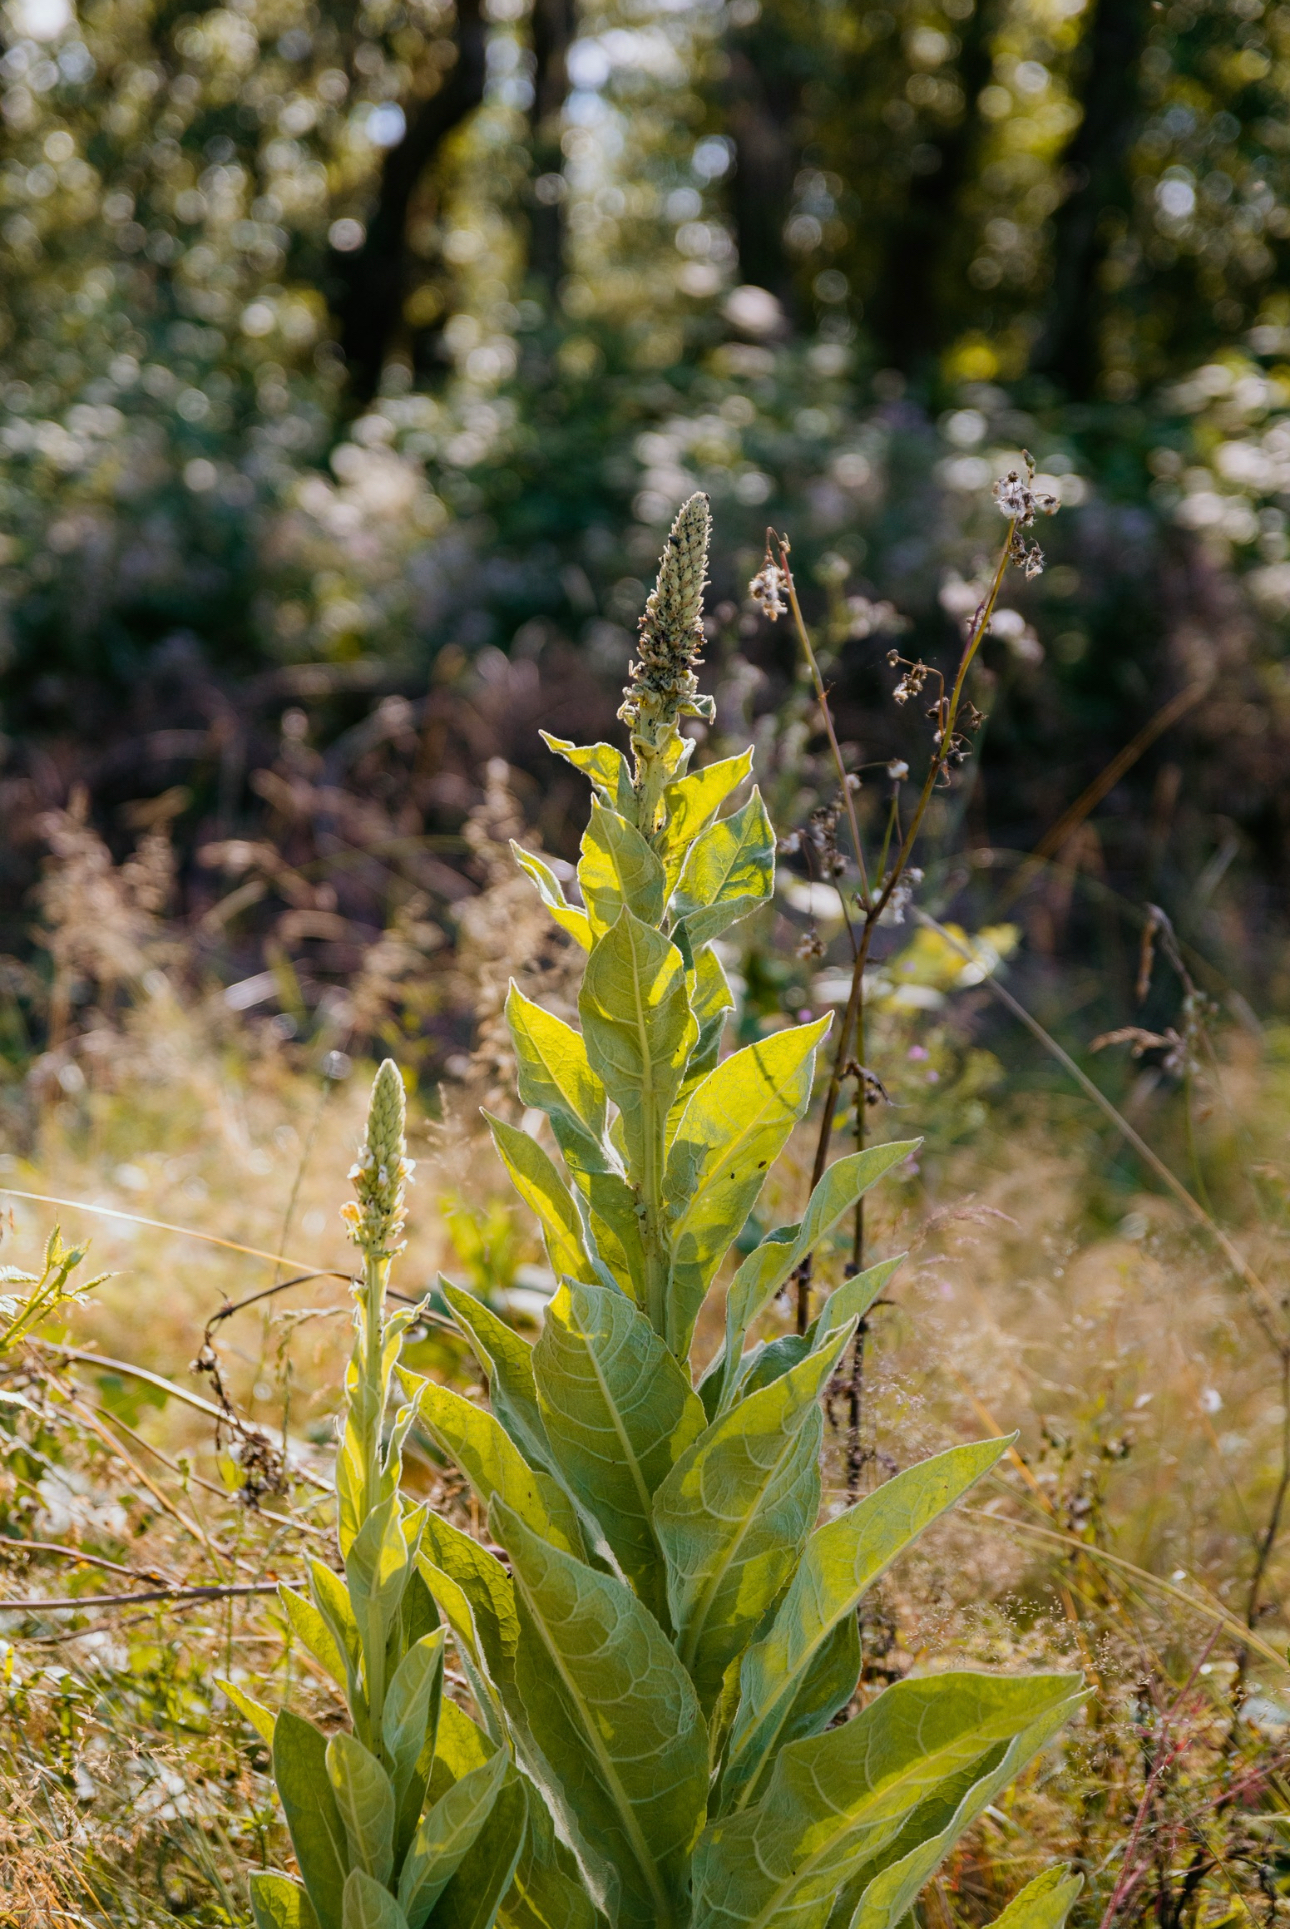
[{"x1": 5, "y1": 0, "x2": 1290, "y2": 938}]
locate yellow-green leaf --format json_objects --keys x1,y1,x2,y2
[
  {"x1": 982, "y1": 1868, "x2": 1083, "y2": 1929},
  {"x1": 505, "y1": 984, "x2": 609, "y2": 1175},
  {"x1": 540, "y1": 734, "x2": 635, "y2": 818},
  {"x1": 578, "y1": 910, "x2": 696, "y2": 1188},
  {"x1": 216, "y1": 1674, "x2": 276, "y2": 1747},
  {"x1": 485, "y1": 1112, "x2": 599, "y2": 1287},
  {"x1": 653, "y1": 1327, "x2": 851, "y2": 1711},
  {"x1": 326, "y1": 1731, "x2": 395, "y2": 1887},
  {"x1": 274, "y1": 1709, "x2": 350, "y2": 1929},
  {"x1": 692, "y1": 1673, "x2": 1083, "y2": 1929},
  {"x1": 411, "y1": 1379, "x2": 584, "y2": 1558},
  {"x1": 490, "y1": 1500, "x2": 708, "y2": 1929},
  {"x1": 250, "y1": 1873, "x2": 320, "y2": 1929},
  {"x1": 511, "y1": 844, "x2": 592, "y2": 951},
  {"x1": 721, "y1": 1438, "x2": 1010, "y2": 1810},
  {"x1": 533, "y1": 1281, "x2": 706, "y2": 1623},
  {"x1": 441, "y1": 1278, "x2": 552, "y2": 1475},
  {"x1": 671, "y1": 789, "x2": 774, "y2": 947},
  {"x1": 578, "y1": 802, "x2": 666, "y2": 935},
  {"x1": 664, "y1": 1019, "x2": 829, "y2": 1357},
  {"x1": 398, "y1": 1748, "x2": 510, "y2": 1929},
  {"x1": 657, "y1": 750, "x2": 755, "y2": 891}
]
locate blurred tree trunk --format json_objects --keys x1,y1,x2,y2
[
  {"x1": 1032, "y1": 0, "x2": 1151, "y2": 397},
  {"x1": 722, "y1": 17, "x2": 801, "y2": 318},
  {"x1": 329, "y1": 0, "x2": 487, "y2": 402},
  {"x1": 529, "y1": 0, "x2": 577, "y2": 297},
  {"x1": 865, "y1": 6, "x2": 994, "y2": 376}
]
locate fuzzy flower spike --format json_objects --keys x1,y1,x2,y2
[
  {"x1": 619, "y1": 491, "x2": 716, "y2": 834},
  {"x1": 342, "y1": 1057, "x2": 414, "y2": 1261}
]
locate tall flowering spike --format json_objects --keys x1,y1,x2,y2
[
  {"x1": 619, "y1": 494, "x2": 714, "y2": 749},
  {"x1": 343, "y1": 1058, "x2": 414, "y2": 1258}
]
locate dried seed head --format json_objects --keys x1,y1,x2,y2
[
  {"x1": 344, "y1": 1058, "x2": 412, "y2": 1257},
  {"x1": 749, "y1": 552, "x2": 788, "y2": 620},
  {"x1": 619, "y1": 493, "x2": 716, "y2": 754}
]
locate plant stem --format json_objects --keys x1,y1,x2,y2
[{"x1": 791, "y1": 521, "x2": 1016, "y2": 1329}]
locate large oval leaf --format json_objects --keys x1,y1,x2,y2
[{"x1": 490, "y1": 1500, "x2": 708, "y2": 1929}]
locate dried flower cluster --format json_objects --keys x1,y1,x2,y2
[
  {"x1": 994, "y1": 451, "x2": 1059, "y2": 579},
  {"x1": 749, "y1": 550, "x2": 789, "y2": 620},
  {"x1": 887, "y1": 651, "x2": 933, "y2": 706},
  {"x1": 341, "y1": 1055, "x2": 414, "y2": 1257}
]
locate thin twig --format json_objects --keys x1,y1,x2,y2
[
  {"x1": 0, "y1": 1581, "x2": 282, "y2": 1614},
  {"x1": 805, "y1": 528, "x2": 1014, "y2": 1173},
  {"x1": 1096, "y1": 1626, "x2": 1222, "y2": 1929},
  {"x1": 0, "y1": 1535, "x2": 175, "y2": 1586},
  {"x1": 1244, "y1": 1348, "x2": 1290, "y2": 1660}
]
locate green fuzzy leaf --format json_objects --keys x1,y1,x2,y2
[
  {"x1": 411, "y1": 1379, "x2": 584, "y2": 1558},
  {"x1": 671, "y1": 790, "x2": 775, "y2": 948},
  {"x1": 578, "y1": 910, "x2": 696, "y2": 1188},
  {"x1": 273, "y1": 1709, "x2": 350, "y2": 1929},
  {"x1": 506, "y1": 984, "x2": 609, "y2": 1176},
  {"x1": 707, "y1": 1144, "x2": 918, "y2": 1415},
  {"x1": 675, "y1": 945, "x2": 735, "y2": 1103},
  {"x1": 250, "y1": 1872, "x2": 321, "y2": 1929},
  {"x1": 305, "y1": 1562, "x2": 364, "y2": 1705},
  {"x1": 540, "y1": 735, "x2": 636, "y2": 818},
  {"x1": 420, "y1": 1512, "x2": 519, "y2": 1677},
  {"x1": 432, "y1": 1765, "x2": 528, "y2": 1929},
  {"x1": 653, "y1": 1329, "x2": 851, "y2": 1712},
  {"x1": 511, "y1": 845, "x2": 592, "y2": 952},
  {"x1": 579, "y1": 802, "x2": 667, "y2": 934},
  {"x1": 809, "y1": 1258, "x2": 904, "y2": 1349},
  {"x1": 388, "y1": 1564, "x2": 440, "y2": 1681},
  {"x1": 397, "y1": 1748, "x2": 510, "y2": 1929},
  {"x1": 485, "y1": 1114, "x2": 599, "y2": 1288},
  {"x1": 691, "y1": 1672, "x2": 1083, "y2": 1929},
  {"x1": 533, "y1": 1280, "x2": 706, "y2": 1622},
  {"x1": 342, "y1": 1870, "x2": 408, "y2": 1929},
  {"x1": 720, "y1": 1438, "x2": 1010, "y2": 1810},
  {"x1": 346, "y1": 1497, "x2": 424, "y2": 1698},
  {"x1": 431, "y1": 1697, "x2": 498, "y2": 1792},
  {"x1": 734, "y1": 1333, "x2": 812, "y2": 1401},
  {"x1": 441, "y1": 1279, "x2": 553, "y2": 1475},
  {"x1": 216, "y1": 1673, "x2": 277, "y2": 1746},
  {"x1": 490, "y1": 1500, "x2": 708, "y2": 1929},
  {"x1": 727, "y1": 1258, "x2": 902, "y2": 1409},
  {"x1": 983, "y1": 1869, "x2": 1083, "y2": 1929},
  {"x1": 663, "y1": 1019, "x2": 830, "y2": 1356},
  {"x1": 847, "y1": 1689, "x2": 1082, "y2": 1929},
  {"x1": 383, "y1": 1631, "x2": 445, "y2": 1859},
  {"x1": 326, "y1": 1731, "x2": 395, "y2": 1887},
  {"x1": 583, "y1": 1171, "x2": 649, "y2": 1304},
  {"x1": 657, "y1": 750, "x2": 754, "y2": 891},
  {"x1": 502, "y1": 1777, "x2": 606, "y2": 1929}
]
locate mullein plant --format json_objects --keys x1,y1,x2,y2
[
  {"x1": 223, "y1": 1061, "x2": 525, "y2": 1929},
  {"x1": 389, "y1": 497, "x2": 1086, "y2": 1929}
]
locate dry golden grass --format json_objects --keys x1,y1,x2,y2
[{"x1": 1, "y1": 809, "x2": 1288, "y2": 1924}]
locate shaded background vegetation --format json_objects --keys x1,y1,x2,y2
[{"x1": 5, "y1": 0, "x2": 1290, "y2": 1047}]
